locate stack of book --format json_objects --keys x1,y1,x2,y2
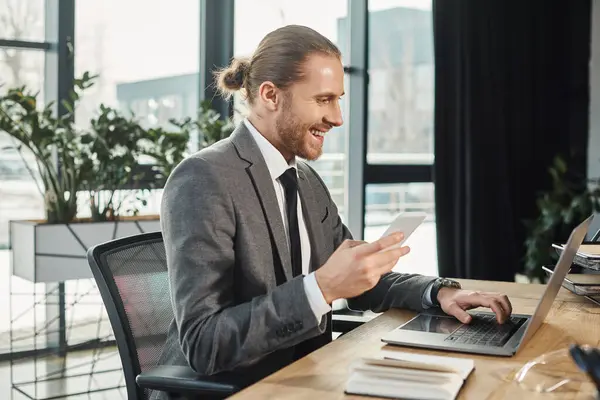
[
  {"x1": 552, "y1": 243, "x2": 600, "y2": 272},
  {"x1": 345, "y1": 350, "x2": 475, "y2": 400},
  {"x1": 546, "y1": 243, "x2": 600, "y2": 302}
]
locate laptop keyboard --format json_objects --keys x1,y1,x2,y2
[{"x1": 444, "y1": 314, "x2": 527, "y2": 347}]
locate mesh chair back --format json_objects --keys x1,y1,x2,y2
[{"x1": 87, "y1": 231, "x2": 174, "y2": 400}]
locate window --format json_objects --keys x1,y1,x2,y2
[
  {"x1": 367, "y1": 0, "x2": 434, "y2": 164},
  {"x1": 233, "y1": 0, "x2": 348, "y2": 60},
  {"x1": 0, "y1": 49, "x2": 45, "y2": 249},
  {"x1": 75, "y1": 0, "x2": 200, "y2": 130},
  {"x1": 0, "y1": 1, "x2": 47, "y2": 346},
  {"x1": 363, "y1": 1, "x2": 437, "y2": 276},
  {"x1": 0, "y1": 0, "x2": 45, "y2": 41},
  {"x1": 233, "y1": 0, "x2": 350, "y2": 218},
  {"x1": 74, "y1": 0, "x2": 201, "y2": 218},
  {"x1": 364, "y1": 183, "x2": 437, "y2": 276},
  {"x1": 0, "y1": 47, "x2": 44, "y2": 95}
]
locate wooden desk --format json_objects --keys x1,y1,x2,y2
[{"x1": 230, "y1": 279, "x2": 600, "y2": 399}]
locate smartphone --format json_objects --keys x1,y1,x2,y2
[{"x1": 379, "y1": 212, "x2": 426, "y2": 251}]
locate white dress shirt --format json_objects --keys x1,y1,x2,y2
[{"x1": 244, "y1": 119, "x2": 331, "y2": 322}]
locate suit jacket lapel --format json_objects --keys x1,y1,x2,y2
[
  {"x1": 297, "y1": 167, "x2": 327, "y2": 272},
  {"x1": 230, "y1": 124, "x2": 293, "y2": 282}
]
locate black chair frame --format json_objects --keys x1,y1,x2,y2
[{"x1": 87, "y1": 231, "x2": 238, "y2": 400}]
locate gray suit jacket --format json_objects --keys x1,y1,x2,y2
[{"x1": 153, "y1": 123, "x2": 437, "y2": 398}]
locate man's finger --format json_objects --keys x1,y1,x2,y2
[
  {"x1": 446, "y1": 303, "x2": 472, "y2": 324},
  {"x1": 370, "y1": 246, "x2": 410, "y2": 272},
  {"x1": 338, "y1": 239, "x2": 366, "y2": 252},
  {"x1": 493, "y1": 294, "x2": 513, "y2": 317},
  {"x1": 346, "y1": 240, "x2": 367, "y2": 248},
  {"x1": 337, "y1": 239, "x2": 354, "y2": 251},
  {"x1": 469, "y1": 295, "x2": 507, "y2": 323},
  {"x1": 377, "y1": 259, "x2": 400, "y2": 275},
  {"x1": 474, "y1": 292, "x2": 512, "y2": 317},
  {"x1": 353, "y1": 233, "x2": 404, "y2": 257}
]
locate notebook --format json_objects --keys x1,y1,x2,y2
[
  {"x1": 345, "y1": 350, "x2": 475, "y2": 400},
  {"x1": 553, "y1": 243, "x2": 600, "y2": 259}
]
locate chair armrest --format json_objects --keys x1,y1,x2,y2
[
  {"x1": 332, "y1": 318, "x2": 364, "y2": 333},
  {"x1": 136, "y1": 365, "x2": 238, "y2": 397},
  {"x1": 332, "y1": 308, "x2": 379, "y2": 334}
]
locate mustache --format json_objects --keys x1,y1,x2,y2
[{"x1": 309, "y1": 124, "x2": 333, "y2": 131}]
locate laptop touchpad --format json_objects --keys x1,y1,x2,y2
[{"x1": 399, "y1": 314, "x2": 463, "y2": 335}]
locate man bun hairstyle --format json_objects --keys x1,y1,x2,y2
[
  {"x1": 215, "y1": 57, "x2": 251, "y2": 95},
  {"x1": 214, "y1": 24, "x2": 341, "y2": 104}
]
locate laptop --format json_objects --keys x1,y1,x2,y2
[{"x1": 381, "y1": 214, "x2": 593, "y2": 357}]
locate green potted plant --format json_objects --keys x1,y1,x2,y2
[
  {"x1": 139, "y1": 99, "x2": 233, "y2": 185},
  {"x1": 139, "y1": 124, "x2": 191, "y2": 185},
  {"x1": 0, "y1": 73, "x2": 101, "y2": 281},
  {"x1": 0, "y1": 75, "x2": 92, "y2": 224},
  {"x1": 171, "y1": 99, "x2": 235, "y2": 150},
  {"x1": 523, "y1": 156, "x2": 600, "y2": 282},
  {"x1": 1, "y1": 73, "x2": 235, "y2": 283},
  {"x1": 80, "y1": 104, "x2": 148, "y2": 222}
]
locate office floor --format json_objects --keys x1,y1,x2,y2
[
  {"x1": 0, "y1": 346, "x2": 126, "y2": 399},
  {"x1": 0, "y1": 250, "x2": 125, "y2": 399}
]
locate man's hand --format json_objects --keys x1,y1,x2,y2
[
  {"x1": 437, "y1": 288, "x2": 513, "y2": 324},
  {"x1": 315, "y1": 233, "x2": 410, "y2": 304}
]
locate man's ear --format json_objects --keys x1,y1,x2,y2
[{"x1": 257, "y1": 81, "x2": 280, "y2": 111}]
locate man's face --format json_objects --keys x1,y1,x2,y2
[{"x1": 275, "y1": 53, "x2": 345, "y2": 161}]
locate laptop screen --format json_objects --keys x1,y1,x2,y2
[{"x1": 517, "y1": 215, "x2": 593, "y2": 347}]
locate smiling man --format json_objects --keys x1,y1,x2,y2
[{"x1": 156, "y1": 25, "x2": 513, "y2": 396}]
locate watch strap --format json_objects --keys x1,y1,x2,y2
[{"x1": 430, "y1": 278, "x2": 461, "y2": 307}]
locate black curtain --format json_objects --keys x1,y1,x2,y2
[{"x1": 433, "y1": 0, "x2": 591, "y2": 281}]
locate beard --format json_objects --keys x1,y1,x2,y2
[{"x1": 274, "y1": 96, "x2": 323, "y2": 161}]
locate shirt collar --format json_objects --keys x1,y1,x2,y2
[{"x1": 244, "y1": 118, "x2": 297, "y2": 181}]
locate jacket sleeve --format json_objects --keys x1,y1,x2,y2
[{"x1": 160, "y1": 156, "x2": 327, "y2": 375}]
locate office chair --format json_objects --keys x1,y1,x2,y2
[{"x1": 86, "y1": 231, "x2": 238, "y2": 400}]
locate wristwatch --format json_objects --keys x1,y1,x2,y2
[{"x1": 430, "y1": 278, "x2": 462, "y2": 306}]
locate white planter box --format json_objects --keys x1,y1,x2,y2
[{"x1": 9, "y1": 216, "x2": 161, "y2": 283}]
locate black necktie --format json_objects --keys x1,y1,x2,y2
[{"x1": 279, "y1": 168, "x2": 302, "y2": 277}]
